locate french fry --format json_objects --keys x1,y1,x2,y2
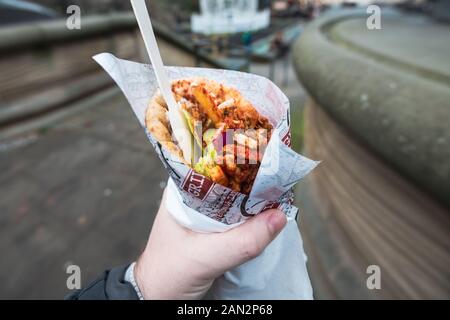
[
  {"x1": 209, "y1": 165, "x2": 229, "y2": 186},
  {"x1": 191, "y1": 85, "x2": 222, "y2": 126}
]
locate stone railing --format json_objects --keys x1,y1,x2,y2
[
  {"x1": 293, "y1": 8, "x2": 450, "y2": 299},
  {"x1": 0, "y1": 13, "x2": 229, "y2": 139}
]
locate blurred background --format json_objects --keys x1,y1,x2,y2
[{"x1": 0, "y1": 0, "x2": 448, "y2": 299}]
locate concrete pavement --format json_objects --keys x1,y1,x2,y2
[{"x1": 0, "y1": 91, "x2": 167, "y2": 299}]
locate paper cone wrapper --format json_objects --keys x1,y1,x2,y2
[{"x1": 94, "y1": 53, "x2": 316, "y2": 299}]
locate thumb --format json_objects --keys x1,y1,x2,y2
[{"x1": 205, "y1": 209, "x2": 287, "y2": 273}]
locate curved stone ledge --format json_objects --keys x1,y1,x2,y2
[
  {"x1": 0, "y1": 13, "x2": 236, "y2": 139},
  {"x1": 293, "y1": 8, "x2": 450, "y2": 207},
  {"x1": 298, "y1": 100, "x2": 450, "y2": 299},
  {"x1": 0, "y1": 12, "x2": 240, "y2": 71},
  {"x1": 0, "y1": 13, "x2": 137, "y2": 54}
]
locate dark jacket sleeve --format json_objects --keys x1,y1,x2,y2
[{"x1": 65, "y1": 264, "x2": 139, "y2": 300}]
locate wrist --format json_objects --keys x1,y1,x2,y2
[
  {"x1": 134, "y1": 255, "x2": 153, "y2": 300},
  {"x1": 134, "y1": 249, "x2": 210, "y2": 300},
  {"x1": 124, "y1": 262, "x2": 144, "y2": 300}
]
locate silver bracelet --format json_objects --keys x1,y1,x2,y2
[{"x1": 124, "y1": 262, "x2": 144, "y2": 300}]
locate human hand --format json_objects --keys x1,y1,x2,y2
[{"x1": 134, "y1": 188, "x2": 287, "y2": 300}]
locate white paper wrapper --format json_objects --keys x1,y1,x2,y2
[{"x1": 94, "y1": 53, "x2": 317, "y2": 299}]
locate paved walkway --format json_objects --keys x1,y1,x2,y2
[
  {"x1": 1, "y1": 92, "x2": 168, "y2": 299},
  {"x1": 0, "y1": 54, "x2": 305, "y2": 299}
]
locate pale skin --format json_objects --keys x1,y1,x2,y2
[{"x1": 135, "y1": 189, "x2": 287, "y2": 300}]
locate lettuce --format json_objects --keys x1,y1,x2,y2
[
  {"x1": 181, "y1": 108, "x2": 202, "y2": 148},
  {"x1": 194, "y1": 144, "x2": 217, "y2": 176}
]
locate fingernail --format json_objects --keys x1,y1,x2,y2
[{"x1": 267, "y1": 210, "x2": 287, "y2": 235}]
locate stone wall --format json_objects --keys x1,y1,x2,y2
[
  {"x1": 293, "y1": 8, "x2": 450, "y2": 299},
  {"x1": 0, "y1": 13, "x2": 215, "y2": 138}
]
